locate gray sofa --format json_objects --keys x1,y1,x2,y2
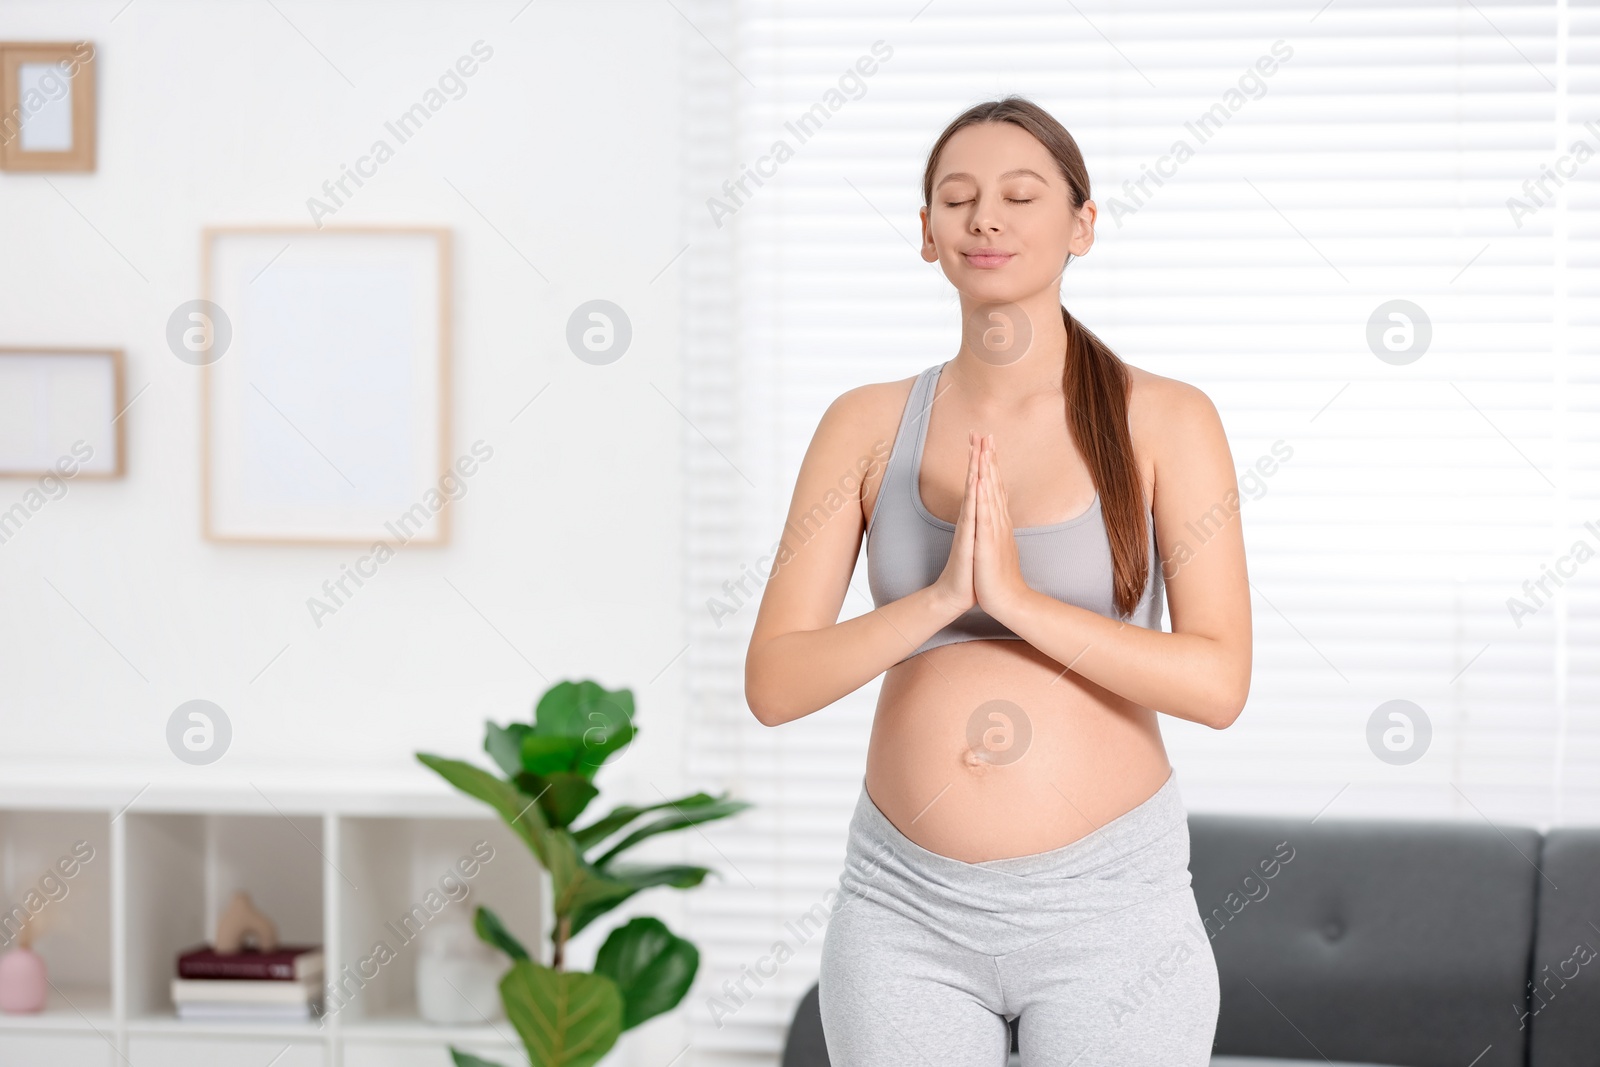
[{"x1": 782, "y1": 807, "x2": 1600, "y2": 1066}]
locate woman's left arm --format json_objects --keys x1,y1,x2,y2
[{"x1": 978, "y1": 379, "x2": 1253, "y2": 729}]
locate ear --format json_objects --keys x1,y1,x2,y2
[
  {"x1": 920, "y1": 205, "x2": 939, "y2": 264},
  {"x1": 1068, "y1": 199, "x2": 1097, "y2": 259}
]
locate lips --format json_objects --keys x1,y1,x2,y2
[{"x1": 963, "y1": 250, "x2": 1014, "y2": 268}]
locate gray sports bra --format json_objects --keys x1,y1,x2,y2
[{"x1": 865, "y1": 361, "x2": 1165, "y2": 662}]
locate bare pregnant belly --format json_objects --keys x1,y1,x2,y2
[{"x1": 864, "y1": 638, "x2": 1174, "y2": 864}]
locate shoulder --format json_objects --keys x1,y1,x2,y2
[
  {"x1": 1126, "y1": 364, "x2": 1223, "y2": 444},
  {"x1": 810, "y1": 368, "x2": 920, "y2": 454},
  {"x1": 783, "y1": 371, "x2": 921, "y2": 519},
  {"x1": 784, "y1": 371, "x2": 923, "y2": 531},
  {"x1": 825, "y1": 369, "x2": 919, "y2": 421},
  {"x1": 1125, "y1": 364, "x2": 1230, "y2": 496}
]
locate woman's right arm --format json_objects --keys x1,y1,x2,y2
[{"x1": 743, "y1": 388, "x2": 978, "y2": 728}]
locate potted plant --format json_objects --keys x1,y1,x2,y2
[{"x1": 417, "y1": 679, "x2": 750, "y2": 1067}]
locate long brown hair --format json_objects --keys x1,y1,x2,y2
[{"x1": 921, "y1": 95, "x2": 1152, "y2": 619}]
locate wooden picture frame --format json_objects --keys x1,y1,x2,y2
[
  {"x1": 201, "y1": 226, "x2": 453, "y2": 546},
  {"x1": 0, "y1": 41, "x2": 96, "y2": 172},
  {"x1": 0, "y1": 347, "x2": 125, "y2": 478}
]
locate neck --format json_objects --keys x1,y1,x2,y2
[{"x1": 949, "y1": 290, "x2": 1071, "y2": 404}]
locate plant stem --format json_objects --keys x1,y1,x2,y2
[{"x1": 552, "y1": 914, "x2": 571, "y2": 971}]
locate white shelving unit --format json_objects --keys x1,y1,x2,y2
[{"x1": 0, "y1": 763, "x2": 546, "y2": 1067}]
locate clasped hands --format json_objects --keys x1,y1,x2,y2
[{"x1": 931, "y1": 431, "x2": 1033, "y2": 623}]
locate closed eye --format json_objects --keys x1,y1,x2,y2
[{"x1": 943, "y1": 198, "x2": 1033, "y2": 206}]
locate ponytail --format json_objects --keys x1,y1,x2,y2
[{"x1": 1061, "y1": 304, "x2": 1151, "y2": 619}]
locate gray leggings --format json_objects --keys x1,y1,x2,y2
[{"x1": 818, "y1": 767, "x2": 1220, "y2": 1066}]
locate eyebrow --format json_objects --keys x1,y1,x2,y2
[{"x1": 935, "y1": 167, "x2": 1050, "y2": 189}]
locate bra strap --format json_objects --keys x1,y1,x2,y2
[{"x1": 868, "y1": 363, "x2": 942, "y2": 543}]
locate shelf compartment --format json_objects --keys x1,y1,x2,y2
[
  {"x1": 124, "y1": 811, "x2": 325, "y2": 1020},
  {"x1": 0, "y1": 808, "x2": 112, "y2": 1022},
  {"x1": 0, "y1": 1031, "x2": 118, "y2": 1065},
  {"x1": 343, "y1": 1035, "x2": 529, "y2": 1067},
  {"x1": 333, "y1": 815, "x2": 542, "y2": 1027},
  {"x1": 0, "y1": 982, "x2": 111, "y2": 1030},
  {"x1": 127, "y1": 1034, "x2": 327, "y2": 1066}
]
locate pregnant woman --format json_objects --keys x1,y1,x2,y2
[{"x1": 743, "y1": 96, "x2": 1251, "y2": 1065}]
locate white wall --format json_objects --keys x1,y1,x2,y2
[{"x1": 0, "y1": 1, "x2": 690, "y2": 779}]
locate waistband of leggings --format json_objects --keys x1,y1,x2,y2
[{"x1": 850, "y1": 766, "x2": 1188, "y2": 880}]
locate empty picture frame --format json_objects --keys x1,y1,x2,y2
[
  {"x1": 0, "y1": 41, "x2": 97, "y2": 172},
  {"x1": 202, "y1": 226, "x2": 452, "y2": 546},
  {"x1": 0, "y1": 348, "x2": 125, "y2": 477}
]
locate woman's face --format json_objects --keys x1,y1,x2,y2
[{"x1": 920, "y1": 121, "x2": 1095, "y2": 305}]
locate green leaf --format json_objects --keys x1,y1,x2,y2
[
  {"x1": 416, "y1": 753, "x2": 550, "y2": 867},
  {"x1": 557, "y1": 876, "x2": 644, "y2": 940},
  {"x1": 573, "y1": 719, "x2": 635, "y2": 776},
  {"x1": 595, "y1": 862, "x2": 714, "y2": 892},
  {"x1": 473, "y1": 905, "x2": 529, "y2": 962},
  {"x1": 514, "y1": 771, "x2": 599, "y2": 830},
  {"x1": 416, "y1": 758, "x2": 678, "y2": 940},
  {"x1": 540, "y1": 833, "x2": 637, "y2": 934},
  {"x1": 483, "y1": 722, "x2": 533, "y2": 779},
  {"x1": 449, "y1": 1050, "x2": 509, "y2": 1067},
  {"x1": 520, "y1": 734, "x2": 585, "y2": 775},
  {"x1": 534, "y1": 823, "x2": 714, "y2": 943},
  {"x1": 539, "y1": 827, "x2": 584, "y2": 902},
  {"x1": 535, "y1": 680, "x2": 633, "y2": 737},
  {"x1": 569, "y1": 793, "x2": 719, "y2": 851},
  {"x1": 533, "y1": 681, "x2": 636, "y2": 776},
  {"x1": 593, "y1": 917, "x2": 700, "y2": 1031},
  {"x1": 500, "y1": 959, "x2": 623, "y2": 1067},
  {"x1": 566, "y1": 863, "x2": 715, "y2": 940},
  {"x1": 590, "y1": 794, "x2": 753, "y2": 868}
]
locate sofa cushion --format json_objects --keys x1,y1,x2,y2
[
  {"x1": 1210, "y1": 1058, "x2": 1395, "y2": 1067},
  {"x1": 780, "y1": 985, "x2": 828, "y2": 1067},
  {"x1": 1527, "y1": 827, "x2": 1600, "y2": 1067},
  {"x1": 1190, "y1": 812, "x2": 1540, "y2": 1067}
]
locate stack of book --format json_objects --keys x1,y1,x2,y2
[{"x1": 172, "y1": 944, "x2": 325, "y2": 1022}]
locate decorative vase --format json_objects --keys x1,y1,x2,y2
[
  {"x1": 0, "y1": 947, "x2": 49, "y2": 1014},
  {"x1": 415, "y1": 910, "x2": 504, "y2": 1024}
]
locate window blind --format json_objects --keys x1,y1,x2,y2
[{"x1": 680, "y1": 2, "x2": 1596, "y2": 1062}]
